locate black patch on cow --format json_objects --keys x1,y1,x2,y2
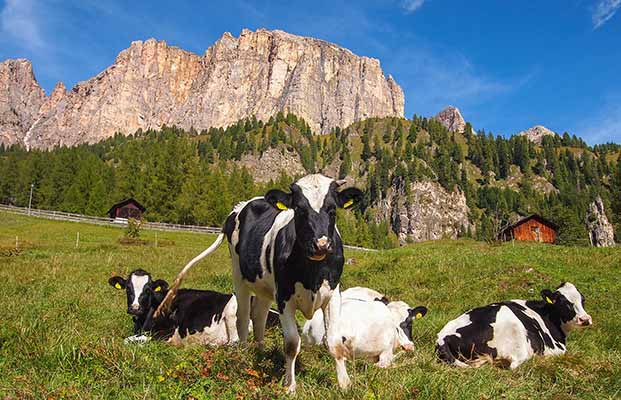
[
  {"x1": 274, "y1": 223, "x2": 344, "y2": 313},
  {"x1": 439, "y1": 304, "x2": 501, "y2": 364},
  {"x1": 223, "y1": 211, "x2": 238, "y2": 243},
  {"x1": 232, "y1": 199, "x2": 281, "y2": 282},
  {"x1": 524, "y1": 300, "x2": 568, "y2": 347}
]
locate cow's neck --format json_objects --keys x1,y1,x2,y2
[{"x1": 527, "y1": 300, "x2": 567, "y2": 344}]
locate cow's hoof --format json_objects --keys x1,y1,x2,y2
[
  {"x1": 338, "y1": 377, "x2": 351, "y2": 390},
  {"x1": 285, "y1": 382, "x2": 297, "y2": 394}
]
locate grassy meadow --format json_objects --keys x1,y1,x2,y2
[{"x1": 1, "y1": 212, "x2": 620, "y2": 399}]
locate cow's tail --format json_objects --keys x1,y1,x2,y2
[
  {"x1": 435, "y1": 341, "x2": 471, "y2": 368},
  {"x1": 154, "y1": 233, "x2": 225, "y2": 318}
]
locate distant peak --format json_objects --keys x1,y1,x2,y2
[
  {"x1": 517, "y1": 125, "x2": 557, "y2": 144},
  {"x1": 434, "y1": 105, "x2": 466, "y2": 133}
]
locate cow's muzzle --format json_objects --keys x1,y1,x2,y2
[
  {"x1": 128, "y1": 304, "x2": 142, "y2": 315},
  {"x1": 308, "y1": 236, "x2": 332, "y2": 261},
  {"x1": 578, "y1": 315, "x2": 593, "y2": 326}
]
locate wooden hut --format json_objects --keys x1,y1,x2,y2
[
  {"x1": 498, "y1": 214, "x2": 558, "y2": 244},
  {"x1": 107, "y1": 198, "x2": 145, "y2": 220}
]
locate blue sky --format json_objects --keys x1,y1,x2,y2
[{"x1": 1, "y1": 0, "x2": 620, "y2": 144}]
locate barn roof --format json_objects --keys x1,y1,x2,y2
[
  {"x1": 498, "y1": 214, "x2": 558, "y2": 236},
  {"x1": 107, "y1": 198, "x2": 146, "y2": 215}
]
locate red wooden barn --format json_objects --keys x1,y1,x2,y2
[
  {"x1": 498, "y1": 214, "x2": 558, "y2": 244},
  {"x1": 107, "y1": 198, "x2": 145, "y2": 220}
]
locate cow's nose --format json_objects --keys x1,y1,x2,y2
[
  {"x1": 128, "y1": 304, "x2": 141, "y2": 314},
  {"x1": 578, "y1": 315, "x2": 593, "y2": 326},
  {"x1": 315, "y1": 236, "x2": 332, "y2": 253}
]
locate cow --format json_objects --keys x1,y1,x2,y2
[
  {"x1": 108, "y1": 269, "x2": 278, "y2": 345},
  {"x1": 302, "y1": 286, "x2": 389, "y2": 346},
  {"x1": 436, "y1": 282, "x2": 592, "y2": 369},
  {"x1": 303, "y1": 294, "x2": 427, "y2": 368},
  {"x1": 156, "y1": 174, "x2": 363, "y2": 392}
]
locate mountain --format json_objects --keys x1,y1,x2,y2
[
  {"x1": 434, "y1": 106, "x2": 466, "y2": 133},
  {"x1": 517, "y1": 125, "x2": 557, "y2": 144},
  {"x1": 0, "y1": 29, "x2": 404, "y2": 149},
  {"x1": 0, "y1": 59, "x2": 46, "y2": 146}
]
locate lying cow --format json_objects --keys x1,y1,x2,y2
[
  {"x1": 109, "y1": 269, "x2": 278, "y2": 345},
  {"x1": 157, "y1": 174, "x2": 363, "y2": 392},
  {"x1": 436, "y1": 282, "x2": 592, "y2": 369},
  {"x1": 302, "y1": 286, "x2": 389, "y2": 346},
  {"x1": 303, "y1": 288, "x2": 427, "y2": 368}
]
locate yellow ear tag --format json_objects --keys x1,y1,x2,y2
[
  {"x1": 415, "y1": 313, "x2": 423, "y2": 319},
  {"x1": 546, "y1": 297, "x2": 553, "y2": 304},
  {"x1": 276, "y1": 202, "x2": 288, "y2": 211},
  {"x1": 114, "y1": 283, "x2": 122, "y2": 290},
  {"x1": 154, "y1": 286, "x2": 161, "y2": 292},
  {"x1": 343, "y1": 199, "x2": 354, "y2": 209}
]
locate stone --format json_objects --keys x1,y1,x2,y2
[
  {"x1": 517, "y1": 125, "x2": 557, "y2": 145},
  {"x1": 376, "y1": 179, "x2": 473, "y2": 244},
  {"x1": 585, "y1": 196, "x2": 615, "y2": 247}
]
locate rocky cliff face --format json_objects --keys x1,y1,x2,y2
[
  {"x1": 376, "y1": 179, "x2": 473, "y2": 243},
  {"x1": 0, "y1": 59, "x2": 46, "y2": 146},
  {"x1": 585, "y1": 196, "x2": 615, "y2": 247},
  {"x1": 517, "y1": 125, "x2": 557, "y2": 144},
  {"x1": 1, "y1": 29, "x2": 404, "y2": 148},
  {"x1": 434, "y1": 105, "x2": 466, "y2": 133}
]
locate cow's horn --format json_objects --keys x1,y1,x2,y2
[{"x1": 336, "y1": 179, "x2": 347, "y2": 187}]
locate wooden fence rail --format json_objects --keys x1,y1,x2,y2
[{"x1": 0, "y1": 204, "x2": 377, "y2": 251}]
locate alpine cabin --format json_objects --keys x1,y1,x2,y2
[{"x1": 499, "y1": 214, "x2": 557, "y2": 244}]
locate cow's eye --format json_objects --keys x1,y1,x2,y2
[{"x1": 328, "y1": 209, "x2": 336, "y2": 217}]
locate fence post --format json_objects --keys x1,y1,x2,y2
[
  {"x1": 76, "y1": 232, "x2": 80, "y2": 248},
  {"x1": 15, "y1": 236, "x2": 18, "y2": 250},
  {"x1": 155, "y1": 231, "x2": 158, "y2": 248}
]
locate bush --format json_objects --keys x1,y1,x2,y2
[{"x1": 125, "y1": 218, "x2": 142, "y2": 239}]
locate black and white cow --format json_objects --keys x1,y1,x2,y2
[
  {"x1": 109, "y1": 269, "x2": 278, "y2": 345},
  {"x1": 157, "y1": 174, "x2": 363, "y2": 392},
  {"x1": 436, "y1": 282, "x2": 592, "y2": 369}
]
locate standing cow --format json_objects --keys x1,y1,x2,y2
[
  {"x1": 436, "y1": 282, "x2": 592, "y2": 368},
  {"x1": 157, "y1": 174, "x2": 363, "y2": 392}
]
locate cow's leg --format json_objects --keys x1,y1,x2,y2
[
  {"x1": 280, "y1": 301, "x2": 301, "y2": 394},
  {"x1": 231, "y1": 250, "x2": 252, "y2": 343},
  {"x1": 376, "y1": 349, "x2": 394, "y2": 368},
  {"x1": 322, "y1": 284, "x2": 351, "y2": 389},
  {"x1": 250, "y1": 296, "x2": 272, "y2": 350},
  {"x1": 224, "y1": 296, "x2": 240, "y2": 344}
]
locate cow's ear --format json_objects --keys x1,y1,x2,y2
[
  {"x1": 337, "y1": 187, "x2": 363, "y2": 209},
  {"x1": 109, "y1": 276, "x2": 126, "y2": 290},
  {"x1": 541, "y1": 289, "x2": 556, "y2": 304},
  {"x1": 409, "y1": 306, "x2": 428, "y2": 320},
  {"x1": 265, "y1": 189, "x2": 292, "y2": 211},
  {"x1": 152, "y1": 279, "x2": 168, "y2": 293}
]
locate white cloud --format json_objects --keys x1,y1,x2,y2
[
  {"x1": 402, "y1": 0, "x2": 425, "y2": 13},
  {"x1": 0, "y1": 0, "x2": 43, "y2": 50},
  {"x1": 592, "y1": 0, "x2": 621, "y2": 29}
]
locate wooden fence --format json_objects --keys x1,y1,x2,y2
[{"x1": 0, "y1": 204, "x2": 376, "y2": 251}]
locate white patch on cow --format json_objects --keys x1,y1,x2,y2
[
  {"x1": 510, "y1": 300, "x2": 566, "y2": 355},
  {"x1": 387, "y1": 301, "x2": 410, "y2": 325},
  {"x1": 487, "y1": 305, "x2": 533, "y2": 368},
  {"x1": 130, "y1": 274, "x2": 150, "y2": 308},
  {"x1": 295, "y1": 174, "x2": 334, "y2": 213},
  {"x1": 342, "y1": 287, "x2": 385, "y2": 302},
  {"x1": 124, "y1": 334, "x2": 150, "y2": 345},
  {"x1": 436, "y1": 312, "x2": 472, "y2": 346}
]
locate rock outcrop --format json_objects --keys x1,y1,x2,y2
[
  {"x1": 585, "y1": 196, "x2": 615, "y2": 247},
  {"x1": 517, "y1": 125, "x2": 557, "y2": 144},
  {"x1": 238, "y1": 146, "x2": 306, "y2": 183},
  {"x1": 0, "y1": 29, "x2": 404, "y2": 148},
  {"x1": 376, "y1": 179, "x2": 473, "y2": 243},
  {"x1": 0, "y1": 59, "x2": 46, "y2": 146},
  {"x1": 434, "y1": 106, "x2": 466, "y2": 133}
]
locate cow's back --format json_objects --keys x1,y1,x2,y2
[{"x1": 224, "y1": 198, "x2": 290, "y2": 283}]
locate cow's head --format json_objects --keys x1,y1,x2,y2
[
  {"x1": 387, "y1": 301, "x2": 428, "y2": 346},
  {"x1": 264, "y1": 174, "x2": 363, "y2": 261},
  {"x1": 108, "y1": 269, "x2": 169, "y2": 316},
  {"x1": 541, "y1": 282, "x2": 592, "y2": 330}
]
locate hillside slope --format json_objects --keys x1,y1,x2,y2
[{"x1": 1, "y1": 213, "x2": 619, "y2": 399}]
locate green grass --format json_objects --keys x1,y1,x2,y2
[{"x1": 1, "y1": 212, "x2": 620, "y2": 399}]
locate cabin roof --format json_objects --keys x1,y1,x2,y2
[
  {"x1": 498, "y1": 214, "x2": 558, "y2": 236},
  {"x1": 107, "y1": 198, "x2": 146, "y2": 215}
]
